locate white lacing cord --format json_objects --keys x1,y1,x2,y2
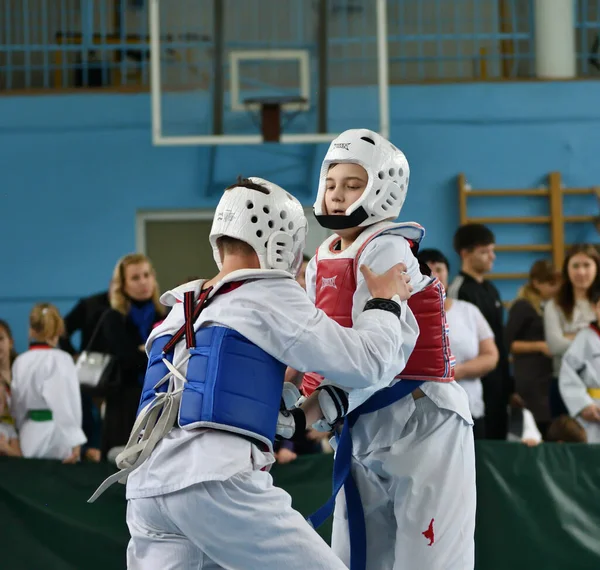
[{"x1": 88, "y1": 354, "x2": 191, "y2": 503}]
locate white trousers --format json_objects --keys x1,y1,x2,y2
[
  {"x1": 331, "y1": 395, "x2": 476, "y2": 570},
  {"x1": 126, "y1": 469, "x2": 347, "y2": 570}
]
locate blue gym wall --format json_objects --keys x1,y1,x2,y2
[{"x1": 1, "y1": 81, "x2": 598, "y2": 351}]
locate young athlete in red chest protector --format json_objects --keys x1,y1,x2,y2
[{"x1": 280, "y1": 129, "x2": 477, "y2": 570}]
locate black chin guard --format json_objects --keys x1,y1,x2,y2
[{"x1": 314, "y1": 206, "x2": 369, "y2": 230}]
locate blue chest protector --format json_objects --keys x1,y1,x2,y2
[{"x1": 138, "y1": 325, "x2": 286, "y2": 450}]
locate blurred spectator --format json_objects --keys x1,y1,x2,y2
[
  {"x1": 544, "y1": 245, "x2": 600, "y2": 417},
  {"x1": 59, "y1": 281, "x2": 116, "y2": 356},
  {"x1": 0, "y1": 321, "x2": 19, "y2": 456},
  {"x1": 558, "y1": 286, "x2": 600, "y2": 443},
  {"x1": 419, "y1": 248, "x2": 498, "y2": 439},
  {"x1": 545, "y1": 415, "x2": 587, "y2": 443},
  {"x1": 100, "y1": 254, "x2": 165, "y2": 461},
  {"x1": 447, "y1": 224, "x2": 513, "y2": 440},
  {"x1": 0, "y1": 380, "x2": 20, "y2": 457},
  {"x1": 506, "y1": 260, "x2": 560, "y2": 437},
  {"x1": 0, "y1": 319, "x2": 17, "y2": 386},
  {"x1": 11, "y1": 303, "x2": 86, "y2": 462},
  {"x1": 59, "y1": 280, "x2": 117, "y2": 463}
]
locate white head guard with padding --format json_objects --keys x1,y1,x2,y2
[
  {"x1": 210, "y1": 177, "x2": 308, "y2": 276},
  {"x1": 313, "y1": 128, "x2": 410, "y2": 230}
]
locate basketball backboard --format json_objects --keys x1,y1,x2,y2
[{"x1": 149, "y1": 0, "x2": 390, "y2": 146}]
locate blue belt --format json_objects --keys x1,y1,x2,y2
[{"x1": 308, "y1": 379, "x2": 424, "y2": 570}]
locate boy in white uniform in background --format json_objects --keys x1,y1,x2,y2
[
  {"x1": 288, "y1": 129, "x2": 476, "y2": 570},
  {"x1": 559, "y1": 287, "x2": 600, "y2": 443},
  {"x1": 11, "y1": 303, "x2": 86, "y2": 462},
  {"x1": 90, "y1": 177, "x2": 415, "y2": 570}
]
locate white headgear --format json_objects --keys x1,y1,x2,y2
[
  {"x1": 313, "y1": 128, "x2": 410, "y2": 230},
  {"x1": 209, "y1": 177, "x2": 308, "y2": 276}
]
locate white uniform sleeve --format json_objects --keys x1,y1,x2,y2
[
  {"x1": 305, "y1": 255, "x2": 317, "y2": 304},
  {"x1": 473, "y1": 304, "x2": 494, "y2": 342},
  {"x1": 164, "y1": 276, "x2": 416, "y2": 404},
  {"x1": 559, "y1": 333, "x2": 595, "y2": 417},
  {"x1": 544, "y1": 300, "x2": 572, "y2": 356},
  {"x1": 350, "y1": 235, "x2": 425, "y2": 324},
  {"x1": 228, "y1": 278, "x2": 413, "y2": 393},
  {"x1": 42, "y1": 353, "x2": 87, "y2": 449},
  {"x1": 281, "y1": 295, "x2": 412, "y2": 393}
]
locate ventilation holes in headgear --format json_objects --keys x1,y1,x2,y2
[
  {"x1": 375, "y1": 189, "x2": 380, "y2": 195},
  {"x1": 377, "y1": 171, "x2": 385, "y2": 180},
  {"x1": 288, "y1": 221, "x2": 294, "y2": 230},
  {"x1": 256, "y1": 230, "x2": 263, "y2": 238},
  {"x1": 360, "y1": 136, "x2": 375, "y2": 145},
  {"x1": 246, "y1": 200, "x2": 254, "y2": 209},
  {"x1": 251, "y1": 216, "x2": 258, "y2": 223},
  {"x1": 401, "y1": 184, "x2": 405, "y2": 190},
  {"x1": 399, "y1": 168, "x2": 404, "y2": 177},
  {"x1": 268, "y1": 220, "x2": 274, "y2": 228},
  {"x1": 263, "y1": 206, "x2": 270, "y2": 214},
  {"x1": 390, "y1": 191, "x2": 397, "y2": 199},
  {"x1": 280, "y1": 210, "x2": 288, "y2": 219},
  {"x1": 389, "y1": 168, "x2": 395, "y2": 177}
]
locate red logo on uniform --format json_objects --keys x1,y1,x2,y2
[{"x1": 422, "y1": 518, "x2": 435, "y2": 546}]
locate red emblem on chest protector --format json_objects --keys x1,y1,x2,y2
[{"x1": 422, "y1": 518, "x2": 435, "y2": 546}]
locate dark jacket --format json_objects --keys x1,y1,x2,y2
[
  {"x1": 59, "y1": 291, "x2": 111, "y2": 355},
  {"x1": 505, "y1": 299, "x2": 553, "y2": 424},
  {"x1": 99, "y1": 306, "x2": 163, "y2": 459}
]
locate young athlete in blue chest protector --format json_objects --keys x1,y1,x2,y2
[{"x1": 90, "y1": 176, "x2": 414, "y2": 570}]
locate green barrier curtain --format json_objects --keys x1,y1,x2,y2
[
  {"x1": 474, "y1": 442, "x2": 600, "y2": 570},
  {"x1": 1, "y1": 442, "x2": 599, "y2": 570}
]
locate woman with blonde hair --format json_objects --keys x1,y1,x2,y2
[
  {"x1": 99, "y1": 253, "x2": 165, "y2": 460},
  {"x1": 10, "y1": 303, "x2": 86, "y2": 461},
  {"x1": 506, "y1": 260, "x2": 560, "y2": 436}
]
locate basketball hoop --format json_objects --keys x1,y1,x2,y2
[{"x1": 243, "y1": 96, "x2": 308, "y2": 143}]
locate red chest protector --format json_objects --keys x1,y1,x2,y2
[{"x1": 302, "y1": 222, "x2": 455, "y2": 396}]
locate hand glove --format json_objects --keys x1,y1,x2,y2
[
  {"x1": 276, "y1": 383, "x2": 307, "y2": 439},
  {"x1": 276, "y1": 408, "x2": 306, "y2": 440},
  {"x1": 311, "y1": 385, "x2": 349, "y2": 432},
  {"x1": 280, "y1": 382, "x2": 305, "y2": 411}
]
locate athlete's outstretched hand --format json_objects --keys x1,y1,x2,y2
[{"x1": 360, "y1": 262, "x2": 412, "y2": 302}]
